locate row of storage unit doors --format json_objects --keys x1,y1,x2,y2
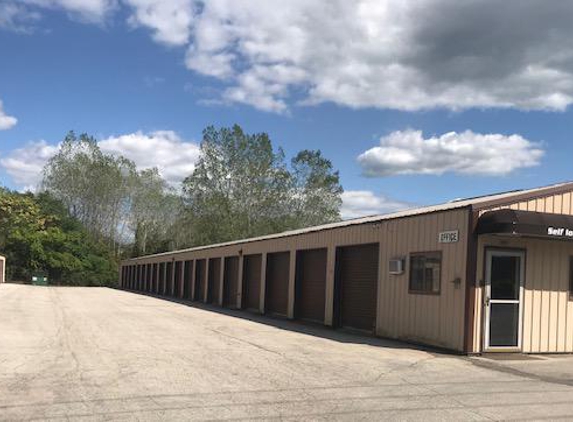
[{"x1": 121, "y1": 244, "x2": 379, "y2": 333}]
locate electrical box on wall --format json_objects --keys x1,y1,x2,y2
[{"x1": 389, "y1": 258, "x2": 405, "y2": 275}]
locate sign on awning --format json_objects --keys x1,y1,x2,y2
[{"x1": 476, "y1": 209, "x2": 573, "y2": 240}]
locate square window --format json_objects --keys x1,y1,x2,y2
[{"x1": 409, "y1": 252, "x2": 441, "y2": 294}]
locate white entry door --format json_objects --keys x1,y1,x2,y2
[{"x1": 484, "y1": 249, "x2": 525, "y2": 351}]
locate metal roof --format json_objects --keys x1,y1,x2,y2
[{"x1": 126, "y1": 181, "x2": 573, "y2": 261}]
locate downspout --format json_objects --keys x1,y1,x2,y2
[{"x1": 463, "y1": 206, "x2": 480, "y2": 354}]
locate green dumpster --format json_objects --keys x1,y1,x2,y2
[{"x1": 31, "y1": 275, "x2": 49, "y2": 286}]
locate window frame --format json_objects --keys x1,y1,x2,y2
[
  {"x1": 569, "y1": 256, "x2": 573, "y2": 300},
  {"x1": 408, "y1": 251, "x2": 442, "y2": 295}
]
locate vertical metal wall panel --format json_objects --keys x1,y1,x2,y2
[
  {"x1": 223, "y1": 256, "x2": 240, "y2": 308},
  {"x1": 265, "y1": 252, "x2": 290, "y2": 316},
  {"x1": 295, "y1": 248, "x2": 328, "y2": 323},
  {"x1": 179, "y1": 260, "x2": 186, "y2": 298},
  {"x1": 208, "y1": 258, "x2": 222, "y2": 304},
  {"x1": 242, "y1": 254, "x2": 262, "y2": 311},
  {"x1": 194, "y1": 259, "x2": 207, "y2": 302},
  {"x1": 335, "y1": 243, "x2": 379, "y2": 332}
]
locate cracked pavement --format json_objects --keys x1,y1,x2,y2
[{"x1": 1, "y1": 284, "x2": 573, "y2": 421}]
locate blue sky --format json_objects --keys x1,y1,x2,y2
[{"x1": 1, "y1": 1, "x2": 572, "y2": 218}]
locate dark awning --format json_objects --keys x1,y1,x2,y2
[{"x1": 476, "y1": 209, "x2": 573, "y2": 240}]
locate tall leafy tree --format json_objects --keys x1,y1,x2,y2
[
  {"x1": 130, "y1": 168, "x2": 184, "y2": 255},
  {"x1": 181, "y1": 125, "x2": 343, "y2": 246},
  {"x1": 182, "y1": 125, "x2": 292, "y2": 245},
  {"x1": 289, "y1": 150, "x2": 343, "y2": 227},
  {"x1": 41, "y1": 131, "x2": 137, "y2": 254}
]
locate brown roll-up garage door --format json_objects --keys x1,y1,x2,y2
[
  {"x1": 242, "y1": 254, "x2": 262, "y2": 311},
  {"x1": 152, "y1": 263, "x2": 158, "y2": 293},
  {"x1": 166, "y1": 262, "x2": 174, "y2": 296},
  {"x1": 194, "y1": 259, "x2": 206, "y2": 301},
  {"x1": 174, "y1": 261, "x2": 182, "y2": 298},
  {"x1": 335, "y1": 243, "x2": 379, "y2": 332},
  {"x1": 183, "y1": 260, "x2": 193, "y2": 299},
  {"x1": 208, "y1": 258, "x2": 221, "y2": 304},
  {"x1": 159, "y1": 262, "x2": 166, "y2": 295},
  {"x1": 295, "y1": 248, "x2": 327, "y2": 323},
  {"x1": 144, "y1": 264, "x2": 150, "y2": 292},
  {"x1": 265, "y1": 252, "x2": 290, "y2": 316},
  {"x1": 223, "y1": 256, "x2": 240, "y2": 308},
  {"x1": 143, "y1": 265, "x2": 147, "y2": 291},
  {"x1": 136, "y1": 265, "x2": 141, "y2": 290}
]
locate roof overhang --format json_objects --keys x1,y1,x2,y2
[{"x1": 476, "y1": 209, "x2": 573, "y2": 240}]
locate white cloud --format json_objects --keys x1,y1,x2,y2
[
  {"x1": 99, "y1": 130, "x2": 200, "y2": 185},
  {"x1": 341, "y1": 190, "x2": 411, "y2": 219},
  {"x1": 0, "y1": 130, "x2": 199, "y2": 190},
  {"x1": 170, "y1": 0, "x2": 573, "y2": 112},
  {"x1": 358, "y1": 130, "x2": 544, "y2": 177},
  {"x1": 8, "y1": 1, "x2": 573, "y2": 112},
  {"x1": 22, "y1": 0, "x2": 116, "y2": 23},
  {"x1": 0, "y1": 101, "x2": 17, "y2": 130},
  {"x1": 124, "y1": 0, "x2": 194, "y2": 46},
  {"x1": 0, "y1": 2, "x2": 41, "y2": 33},
  {"x1": 0, "y1": 140, "x2": 59, "y2": 189}
]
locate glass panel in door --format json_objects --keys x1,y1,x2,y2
[{"x1": 487, "y1": 253, "x2": 522, "y2": 348}]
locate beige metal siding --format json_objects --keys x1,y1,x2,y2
[
  {"x1": 377, "y1": 209, "x2": 469, "y2": 350},
  {"x1": 471, "y1": 189, "x2": 573, "y2": 353},
  {"x1": 478, "y1": 191, "x2": 573, "y2": 216},
  {"x1": 476, "y1": 235, "x2": 573, "y2": 353},
  {"x1": 122, "y1": 208, "x2": 470, "y2": 351}
]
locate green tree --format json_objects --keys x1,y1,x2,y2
[
  {"x1": 182, "y1": 125, "x2": 292, "y2": 245},
  {"x1": 289, "y1": 150, "x2": 343, "y2": 227},
  {"x1": 41, "y1": 131, "x2": 137, "y2": 254},
  {"x1": 181, "y1": 125, "x2": 343, "y2": 247},
  {"x1": 0, "y1": 188, "x2": 117, "y2": 285},
  {"x1": 130, "y1": 168, "x2": 184, "y2": 255}
]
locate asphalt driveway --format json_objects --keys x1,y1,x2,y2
[{"x1": 1, "y1": 284, "x2": 573, "y2": 421}]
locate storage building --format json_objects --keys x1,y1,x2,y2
[{"x1": 120, "y1": 182, "x2": 573, "y2": 354}]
